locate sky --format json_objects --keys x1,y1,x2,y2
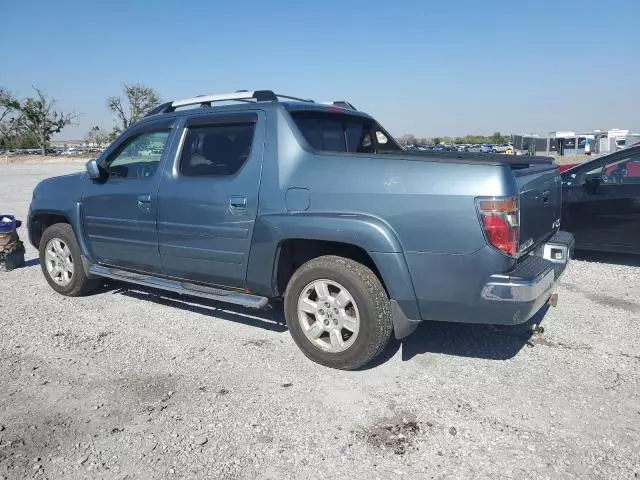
[{"x1": 2, "y1": 0, "x2": 639, "y2": 140}]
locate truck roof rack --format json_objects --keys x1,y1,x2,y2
[{"x1": 144, "y1": 90, "x2": 357, "y2": 117}]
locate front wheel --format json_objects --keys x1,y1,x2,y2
[
  {"x1": 39, "y1": 223, "x2": 101, "y2": 297},
  {"x1": 284, "y1": 255, "x2": 393, "y2": 370}
]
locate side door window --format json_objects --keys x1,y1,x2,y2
[
  {"x1": 179, "y1": 123, "x2": 256, "y2": 176},
  {"x1": 103, "y1": 130, "x2": 171, "y2": 180},
  {"x1": 602, "y1": 155, "x2": 640, "y2": 184}
]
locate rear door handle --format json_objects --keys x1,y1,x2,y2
[
  {"x1": 137, "y1": 194, "x2": 152, "y2": 212},
  {"x1": 229, "y1": 195, "x2": 247, "y2": 210}
]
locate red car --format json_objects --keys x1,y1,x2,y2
[{"x1": 558, "y1": 163, "x2": 579, "y2": 173}]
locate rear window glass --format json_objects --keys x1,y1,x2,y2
[{"x1": 289, "y1": 111, "x2": 401, "y2": 154}]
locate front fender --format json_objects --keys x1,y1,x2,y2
[
  {"x1": 28, "y1": 203, "x2": 90, "y2": 254},
  {"x1": 28, "y1": 173, "x2": 89, "y2": 255}
]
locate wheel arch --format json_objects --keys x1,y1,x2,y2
[
  {"x1": 273, "y1": 238, "x2": 384, "y2": 297},
  {"x1": 29, "y1": 211, "x2": 71, "y2": 249},
  {"x1": 246, "y1": 213, "x2": 421, "y2": 327}
]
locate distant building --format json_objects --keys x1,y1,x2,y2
[{"x1": 513, "y1": 128, "x2": 640, "y2": 156}]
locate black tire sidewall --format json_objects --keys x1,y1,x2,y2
[
  {"x1": 38, "y1": 223, "x2": 91, "y2": 296},
  {"x1": 284, "y1": 257, "x2": 391, "y2": 370}
]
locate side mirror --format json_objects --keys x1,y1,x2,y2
[{"x1": 85, "y1": 159, "x2": 103, "y2": 181}]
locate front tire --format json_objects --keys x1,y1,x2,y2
[
  {"x1": 39, "y1": 223, "x2": 101, "y2": 297},
  {"x1": 284, "y1": 255, "x2": 393, "y2": 370}
]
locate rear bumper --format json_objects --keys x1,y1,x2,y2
[
  {"x1": 391, "y1": 231, "x2": 574, "y2": 336},
  {"x1": 481, "y1": 268, "x2": 555, "y2": 303},
  {"x1": 478, "y1": 231, "x2": 574, "y2": 323},
  {"x1": 482, "y1": 231, "x2": 574, "y2": 303}
]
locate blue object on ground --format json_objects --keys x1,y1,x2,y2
[{"x1": 0, "y1": 215, "x2": 17, "y2": 234}]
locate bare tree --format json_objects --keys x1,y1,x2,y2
[
  {"x1": 84, "y1": 126, "x2": 109, "y2": 147},
  {"x1": 397, "y1": 134, "x2": 417, "y2": 146},
  {"x1": 107, "y1": 84, "x2": 160, "y2": 132},
  {"x1": 17, "y1": 88, "x2": 78, "y2": 156},
  {"x1": 0, "y1": 88, "x2": 23, "y2": 147}
]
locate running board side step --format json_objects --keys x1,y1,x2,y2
[{"x1": 89, "y1": 265, "x2": 269, "y2": 309}]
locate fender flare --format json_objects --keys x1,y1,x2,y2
[
  {"x1": 29, "y1": 203, "x2": 94, "y2": 263},
  {"x1": 246, "y1": 213, "x2": 421, "y2": 330}
]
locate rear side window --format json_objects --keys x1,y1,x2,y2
[
  {"x1": 289, "y1": 111, "x2": 401, "y2": 154},
  {"x1": 179, "y1": 123, "x2": 255, "y2": 176}
]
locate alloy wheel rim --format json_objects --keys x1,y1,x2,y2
[
  {"x1": 297, "y1": 279, "x2": 360, "y2": 353},
  {"x1": 44, "y1": 238, "x2": 74, "y2": 287}
]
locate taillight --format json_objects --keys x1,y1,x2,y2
[{"x1": 476, "y1": 196, "x2": 520, "y2": 256}]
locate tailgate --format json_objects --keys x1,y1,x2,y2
[{"x1": 514, "y1": 164, "x2": 562, "y2": 253}]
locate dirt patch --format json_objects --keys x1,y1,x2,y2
[
  {"x1": 527, "y1": 334, "x2": 593, "y2": 351},
  {"x1": 587, "y1": 293, "x2": 640, "y2": 314},
  {"x1": 52, "y1": 329, "x2": 114, "y2": 352},
  {"x1": 243, "y1": 339, "x2": 272, "y2": 347},
  {"x1": 361, "y1": 413, "x2": 421, "y2": 455},
  {"x1": 563, "y1": 283, "x2": 640, "y2": 313}
]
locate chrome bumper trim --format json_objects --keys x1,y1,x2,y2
[{"x1": 481, "y1": 268, "x2": 555, "y2": 302}]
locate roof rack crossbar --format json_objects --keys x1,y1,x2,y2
[
  {"x1": 144, "y1": 90, "x2": 350, "y2": 118},
  {"x1": 275, "y1": 94, "x2": 316, "y2": 103}
]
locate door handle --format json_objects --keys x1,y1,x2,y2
[
  {"x1": 229, "y1": 195, "x2": 247, "y2": 210},
  {"x1": 137, "y1": 194, "x2": 152, "y2": 212}
]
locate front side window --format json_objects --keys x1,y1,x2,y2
[
  {"x1": 289, "y1": 111, "x2": 401, "y2": 154},
  {"x1": 105, "y1": 130, "x2": 171, "y2": 179},
  {"x1": 603, "y1": 155, "x2": 640, "y2": 184},
  {"x1": 179, "y1": 123, "x2": 255, "y2": 176},
  {"x1": 582, "y1": 153, "x2": 640, "y2": 185}
]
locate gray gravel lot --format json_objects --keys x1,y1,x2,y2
[{"x1": 1, "y1": 162, "x2": 639, "y2": 480}]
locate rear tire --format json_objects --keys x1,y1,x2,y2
[
  {"x1": 39, "y1": 223, "x2": 101, "y2": 297},
  {"x1": 284, "y1": 255, "x2": 393, "y2": 370}
]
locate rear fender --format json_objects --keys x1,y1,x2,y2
[{"x1": 246, "y1": 213, "x2": 420, "y2": 322}]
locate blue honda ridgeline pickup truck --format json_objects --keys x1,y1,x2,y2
[{"x1": 28, "y1": 90, "x2": 574, "y2": 370}]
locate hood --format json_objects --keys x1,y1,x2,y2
[{"x1": 33, "y1": 172, "x2": 85, "y2": 202}]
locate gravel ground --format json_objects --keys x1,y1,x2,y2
[{"x1": 1, "y1": 163, "x2": 639, "y2": 480}]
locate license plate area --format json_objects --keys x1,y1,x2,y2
[{"x1": 542, "y1": 243, "x2": 569, "y2": 263}]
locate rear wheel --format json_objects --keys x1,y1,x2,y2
[
  {"x1": 39, "y1": 223, "x2": 101, "y2": 296},
  {"x1": 284, "y1": 255, "x2": 393, "y2": 370}
]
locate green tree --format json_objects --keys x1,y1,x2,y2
[
  {"x1": 0, "y1": 88, "x2": 23, "y2": 147},
  {"x1": 491, "y1": 131, "x2": 504, "y2": 144},
  {"x1": 432, "y1": 137, "x2": 442, "y2": 145},
  {"x1": 107, "y1": 83, "x2": 160, "y2": 133},
  {"x1": 7, "y1": 133, "x2": 39, "y2": 149},
  {"x1": 17, "y1": 88, "x2": 77, "y2": 156}
]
